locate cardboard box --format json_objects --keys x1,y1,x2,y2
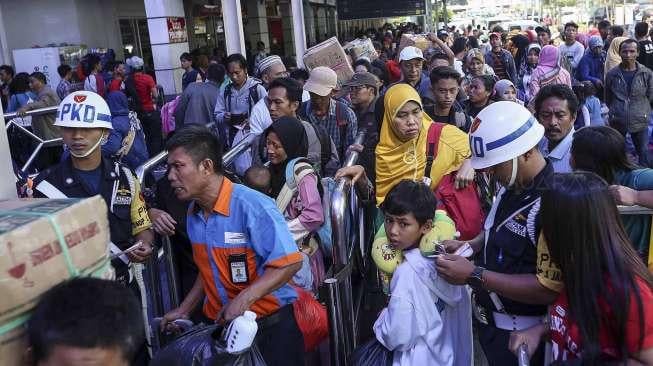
[
  {"x1": 399, "y1": 33, "x2": 431, "y2": 52},
  {"x1": 303, "y1": 37, "x2": 354, "y2": 89},
  {"x1": 0, "y1": 197, "x2": 113, "y2": 365},
  {"x1": 345, "y1": 38, "x2": 378, "y2": 62},
  {"x1": 0, "y1": 326, "x2": 27, "y2": 366}
]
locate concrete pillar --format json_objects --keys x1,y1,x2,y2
[
  {"x1": 144, "y1": 0, "x2": 189, "y2": 96},
  {"x1": 304, "y1": 3, "x2": 315, "y2": 46},
  {"x1": 245, "y1": 0, "x2": 269, "y2": 53},
  {"x1": 222, "y1": 0, "x2": 246, "y2": 56},
  {"x1": 316, "y1": 7, "x2": 327, "y2": 43},
  {"x1": 291, "y1": 0, "x2": 307, "y2": 66}
]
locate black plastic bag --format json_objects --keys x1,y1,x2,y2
[
  {"x1": 151, "y1": 324, "x2": 267, "y2": 366},
  {"x1": 351, "y1": 338, "x2": 393, "y2": 366}
]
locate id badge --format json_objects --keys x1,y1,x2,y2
[{"x1": 228, "y1": 253, "x2": 249, "y2": 284}]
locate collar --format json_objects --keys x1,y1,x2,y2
[
  {"x1": 307, "y1": 99, "x2": 336, "y2": 121},
  {"x1": 211, "y1": 177, "x2": 233, "y2": 216},
  {"x1": 545, "y1": 127, "x2": 574, "y2": 160},
  {"x1": 60, "y1": 156, "x2": 120, "y2": 188}
]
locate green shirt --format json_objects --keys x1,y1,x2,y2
[{"x1": 615, "y1": 169, "x2": 653, "y2": 259}]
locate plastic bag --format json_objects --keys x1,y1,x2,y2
[
  {"x1": 351, "y1": 338, "x2": 393, "y2": 366},
  {"x1": 151, "y1": 324, "x2": 267, "y2": 366},
  {"x1": 292, "y1": 286, "x2": 329, "y2": 352}
]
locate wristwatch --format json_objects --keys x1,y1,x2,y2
[{"x1": 466, "y1": 265, "x2": 486, "y2": 289}]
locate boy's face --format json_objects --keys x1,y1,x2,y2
[
  {"x1": 384, "y1": 213, "x2": 432, "y2": 250},
  {"x1": 38, "y1": 345, "x2": 128, "y2": 366}
]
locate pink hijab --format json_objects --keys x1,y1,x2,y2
[{"x1": 534, "y1": 45, "x2": 560, "y2": 74}]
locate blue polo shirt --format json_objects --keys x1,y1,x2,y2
[{"x1": 186, "y1": 178, "x2": 302, "y2": 319}]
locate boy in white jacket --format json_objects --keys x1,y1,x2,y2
[{"x1": 373, "y1": 180, "x2": 473, "y2": 366}]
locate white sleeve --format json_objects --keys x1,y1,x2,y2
[
  {"x1": 249, "y1": 98, "x2": 272, "y2": 135},
  {"x1": 84, "y1": 75, "x2": 97, "y2": 93},
  {"x1": 373, "y1": 293, "x2": 424, "y2": 351}
]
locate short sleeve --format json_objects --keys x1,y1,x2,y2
[
  {"x1": 130, "y1": 178, "x2": 153, "y2": 235},
  {"x1": 247, "y1": 198, "x2": 302, "y2": 268},
  {"x1": 625, "y1": 278, "x2": 653, "y2": 354},
  {"x1": 536, "y1": 233, "x2": 564, "y2": 292}
]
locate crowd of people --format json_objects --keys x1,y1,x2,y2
[{"x1": 6, "y1": 16, "x2": 653, "y2": 366}]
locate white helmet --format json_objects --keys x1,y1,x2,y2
[
  {"x1": 54, "y1": 91, "x2": 113, "y2": 130},
  {"x1": 468, "y1": 101, "x2": 543, "y2": 170}
]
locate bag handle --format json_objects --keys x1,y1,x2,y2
[{"x1": 424, "y1": 122, "x2": 446, "y2": 179}]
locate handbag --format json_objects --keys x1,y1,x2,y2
[{"x1": 425, "y1": 122, "x2": 484, "y2": 241}]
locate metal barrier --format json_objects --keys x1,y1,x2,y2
[
  {"x1": 324, "y1": 132, "x2": 373, "y2": 366},
  {"x1": 4, "y1": 106, "x2": 62, "y2": 173}
]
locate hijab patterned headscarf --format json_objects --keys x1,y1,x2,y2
[{"x1": 605, "y1": 36, "x2": 628, "y2": 75}]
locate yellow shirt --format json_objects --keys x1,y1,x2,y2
[
  {"x1": 536, "y1": 233, "x2": 563, "y2": 292},
  {"x1": 129, "y1": 178, "x2": 152, "y2": 235}
]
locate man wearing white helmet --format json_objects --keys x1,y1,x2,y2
[
  {"x1": 436, "y1": 101, "x2": 561, "y2": 366},
  {"x1": 32, "y1": 91, "x2": 154, "y2": 285}
]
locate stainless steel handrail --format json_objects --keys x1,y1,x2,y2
[
  {"x1": 3, "y1": 105, "x2": 59, "y2": 120},
  {"x1": 135, "y1": 150, "x2": 168, "y2": 184},
  {"x1": 618, "y1": 205, "x2": 653, "y2": 215},
  {"x1": 5, "y1": 110, "x2": 63, "y2": 173},
  {"x1": 223, "y1": 133, "x2": 255, "y2": 167},
  {"x1": 327, "y1": 132, "x2": 367, "y2": 366}
]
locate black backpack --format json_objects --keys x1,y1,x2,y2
[{"x1": 223, "y1": 80, "x2": 262, "y2": 114}]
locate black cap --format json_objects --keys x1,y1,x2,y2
[
  {"x1": 535, "y1": 26, "x2": 550, "y2": 35},
  {"x1": 343, "y1": 72, "x2": 380, "y2": 89}
]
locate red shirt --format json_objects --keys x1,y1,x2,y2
[
  {"x1": 108, "y1": 77, "x2": 123, "y2": 93},
  {"x1": 550, "y1": 277, "x2": 653, "y2": 362},
  {"x1": 133, "y1": 72, "x2": 156, "y2": 112}
]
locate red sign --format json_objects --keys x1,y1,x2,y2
[{"x1": 167, "y1": 17, "x2": 188, "y2": 43}]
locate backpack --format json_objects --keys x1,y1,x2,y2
[
  {"x1": 300, "y1": 100, "x2": 350, "y2": 159},
  {"x1": 276, "y1": 157, "x2": 334, "y2": 257},
  {"x1": 161, "y1": 95, "x2": 180, "y2": 134},
  {"x1": 425, "y1": 123, "x2": 484, "y2": 241},
  {"x1": 224, "y1": 80, "x2": 262, "y2": 113}
]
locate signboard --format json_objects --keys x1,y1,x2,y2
[
  {"x1": 167, "y1": 17, "x2": 188, "y2": 43},
  {"x1": 12, "y1": 47, "x2": 61, "y2": 88},
  {"x1": 337, "y1": 0, "x2": 425, "y2": 20}
]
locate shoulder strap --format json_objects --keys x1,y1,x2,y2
[
  {"x1": 276, "y1": 158, "x2": 315, "y2": 212},
  {"x1": 224, "y1": 84, "x2": 232, "y2": 113},
  {"x1": 305, "y1": 121, "x2": 332, "y2": 174},
  {"x1": 424, "y1": 122, "x2": 446, "y2": 178},
  {"x1": 249, "y1": 83, "x2": 261, "y2": 111},
  {"x1": 335, "y1": 102, "x2": 349, "y2": 159},
  {"x1": 34, "y1": 180, "x2": 67, "y2": 199}
]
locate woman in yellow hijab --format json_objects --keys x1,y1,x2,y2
[
  {"x1": 605, "y1": 36, "x2": 627, "y2": 76},
  {"x1": 374, "y1": 84, "x2": 472, "y2": 205}
]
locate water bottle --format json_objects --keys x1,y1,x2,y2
[{"x1": 222, "y1": 310, "x2": 258, "y2": 354}]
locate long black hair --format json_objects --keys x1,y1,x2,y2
[
  {"x1": 541, "y1": 172, "x2": 653, "y2": 363},
  {"x1": 571, "y1": 126, "x2": 638, "y2": 183}
]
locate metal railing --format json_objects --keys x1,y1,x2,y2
[
  {"x1": 323, "y1": 132, "x2": 373, "y2": 366},
  {"x1": 4, "y1": 106, "x2": 62, "y2": 173}
]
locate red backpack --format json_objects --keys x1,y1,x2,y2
[{"x1": 425, "y1": 122, "x2": 484, "y2": 241}]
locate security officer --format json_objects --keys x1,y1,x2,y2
[
  {"x1": 436, "y1": 101, "x2": 561, "y2": 365},
  {"x1": 32, "y1": 91, "x2": 154, "y2": 285}
]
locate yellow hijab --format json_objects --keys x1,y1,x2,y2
[
  {"x1": 605, "y1": 36, "x2": 627, "y2": 76},
  {"x1": 375, "y1": 84, "x2": 432, "y2": 205}
]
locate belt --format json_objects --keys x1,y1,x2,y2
[
  {"x1": 492, "y1": 312, "x2": 543, "y2": 331},
  {"x1": 472, "y1": 292, "x2": 543, "y2": 331},
  {"x1": 257, "y1": 304, "x2": 293, "y2": 330}
]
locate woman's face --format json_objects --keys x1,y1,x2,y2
[
  {"x1": 500, "y1": 86, "x2": 517, "y2": 102},
  {"x1": 468, "y1": 59, "x2": 484, "y2": 76},
  {"x1": 266, "y1": 131, "x2": 287, "y2": 165},
  {"x1": 527, "y1": 50, "x2": 540, "y2": 66},
  {"x1": 392, "y1": 101, "x2": 422, "y2": 141},
  {"x1": 469, "y1": 79, "x2": 490, "y2": 104}
]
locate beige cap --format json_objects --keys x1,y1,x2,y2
[{"x1": 304, "y1": 66, "x2": 337, "y2": 97}]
